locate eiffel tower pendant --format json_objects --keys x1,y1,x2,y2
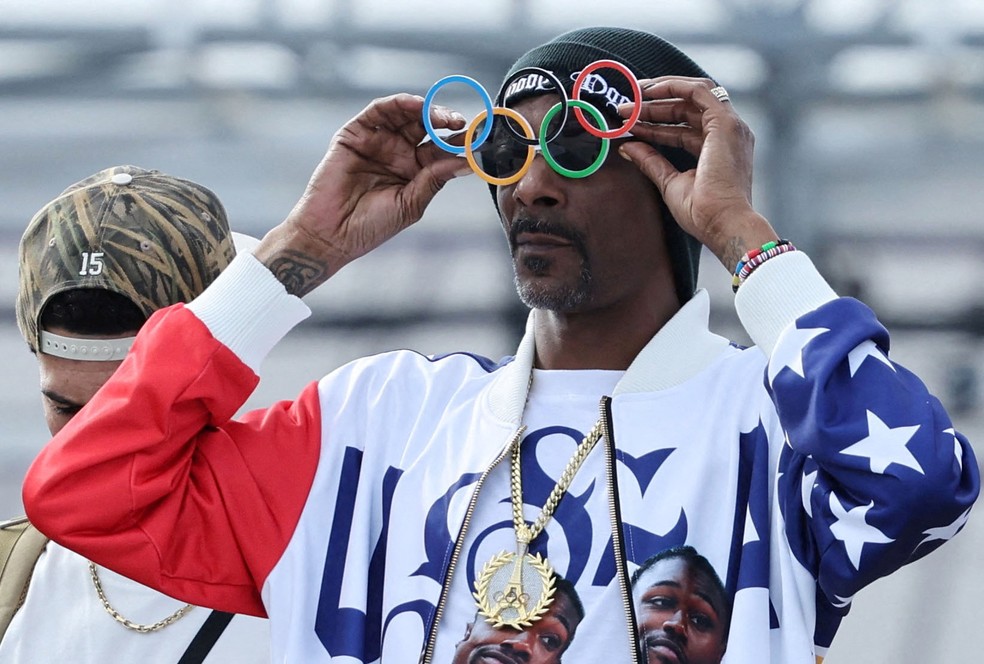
[{"x1": 473, "y1": 541, "x2": 556, "y2": 629}]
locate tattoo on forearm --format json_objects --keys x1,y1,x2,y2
[{"x1": 265, "y1": 251, "x2": 328, "y2": 297}]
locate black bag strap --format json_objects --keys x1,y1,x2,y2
[
  {"x1": 0, "y1": 517, "x2": 48, "y2": 642},
  {"x1": 176, "y1": 609, "x2": 235, "y2": 664}
]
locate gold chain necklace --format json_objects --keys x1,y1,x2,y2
[
  {"x1": 473, "y1": 417, "x2": 605, "y2": 629},
  {"x1": 88, "y1": 562, "x2": 194, "y2": 633}
]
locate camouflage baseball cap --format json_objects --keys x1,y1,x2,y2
[{"x1": 16, "y1": 165, "x2": 236, "y2": 360}]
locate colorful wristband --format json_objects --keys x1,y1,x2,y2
[{"x1": 732, "y1": 239, "x2": 795, "y2": 293}]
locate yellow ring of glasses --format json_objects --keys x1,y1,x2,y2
[{"x1": 464, "y1": 107, "x2": 536, "y2": 186}]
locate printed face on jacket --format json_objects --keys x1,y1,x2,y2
[
  {"x1": 631, "y1": 548, "x2": 730, "y2": 664},
  {"x1": 452, "y1": 584, "x2": 582, "y2": 664}
]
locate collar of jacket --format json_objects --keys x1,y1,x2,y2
[{"x1": 486, "y1": 289, "x2": 732, "y2": 424}]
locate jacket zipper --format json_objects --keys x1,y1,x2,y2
[
  {"x1": 601, "y1": 396, "x2": 642, "y2": 664},
  {"x1": 418, "y1": 426, "x2": 525, "y2": 664}
]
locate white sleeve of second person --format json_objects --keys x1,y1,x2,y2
[{"x1": 186, "y1": 252, "x2": 312, "y2": 373}]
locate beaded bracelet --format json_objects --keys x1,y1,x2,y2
[{"x1": 732, "y1": 239, "x2": 796, "y2": 293}]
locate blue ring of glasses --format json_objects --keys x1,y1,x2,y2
[{"x1": 422, "y1": 75, "x2": 494, "y2": 155}]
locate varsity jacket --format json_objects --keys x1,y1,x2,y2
[{"x1": 23, "y1": 251, "x2": 979, "y2": 663}]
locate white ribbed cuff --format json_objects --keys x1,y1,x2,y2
[
  {"x1": 187, "y1": 253, "x2": 311, "y2": 372},
  {"x1": 735, "y1": 251, "x2": 837, "y2": 357}
]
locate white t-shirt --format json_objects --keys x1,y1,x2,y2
[
  {"x1": 0, "y1": 541, "x2": 270, "y2": 663},
  {"x1": 433, "y1": 368, "x2": 633, "y2": 662}
]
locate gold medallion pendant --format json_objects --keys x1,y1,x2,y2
[
  {"x1": 472, "y1": 420, "x2": 602, "y2": 630},
  {"x1": 471, "y1": 402, "x2": 605, "y2": 630},
  {"x1": 473, "y1": 543, "x2": 556, "y2": 629}
]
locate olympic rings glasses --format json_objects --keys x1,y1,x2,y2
[{"x1": 422, "y1": 60, "x2": 643, "y2": 185}]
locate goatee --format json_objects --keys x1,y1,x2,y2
[{"x1": 509, "y1": 216, "x2": 593, "y2": 311}]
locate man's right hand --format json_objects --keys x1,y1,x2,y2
[{"x1": 254, "y1": 93, "x2": 470, "y2": 297}]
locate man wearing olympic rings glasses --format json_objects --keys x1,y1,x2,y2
[{"x1": 24, "y1": 26, "x2": 978, "y2": 664}]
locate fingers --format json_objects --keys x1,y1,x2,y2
[
  {"x1": 617, "y1": 76, "x2": 738, "y2": 141},
  {"x1": 417, "y1": 129, "x2": 470, "y2": 171},
  {"x1": 637, "y1": 76, "x2": 731, "y2": 113},
  {"x1": 426, "y1": 104, "x2": 468, "y2": 133},
  {"x1": 625, "y1": 98, "x2": 704, "y2": 131},
  {"x1": 615, "y1": 76, "x2": 759, "y2": 245},
  {"x1": 626, "y1": 122, "x2": 705, "y2": 158},
  {"x1": 617, "y1": 76, "x2": 752, "y2": 162},
  {"x1": 332, "y1": 92, "x2": 471, "y2": 186},
  {"x1": 356, "y1": 93, "x2": 467, "y2": 145},
  {"x1": 401, "y1": 155, "x2": 473, "y2": 220},
  {"x1": 617, "y1": 141, "x2": 679, "y2": 194},
  {"x1": 407, "y1": 129, "x2": 474, "y2": 222}
]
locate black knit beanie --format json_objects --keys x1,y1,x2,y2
[{"x1": 492, "y1": 26, "x2": 712, "y2": 306}]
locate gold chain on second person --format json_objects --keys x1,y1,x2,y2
[{"x1": 88, "y1": 562, "x2": 194, "y2": 633}]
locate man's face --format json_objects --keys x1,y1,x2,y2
[
  {"x1": 452, "y1": 591, "x2": 581, "y2": 664},
  {"x1": 632, "y1": 557, "x2": 729, "y2": 664},
  {"x1": 36, "y1": 327, "x2": 129, "y2": 436},
  {"x1": 495, "y1": 93, "x2": 675, "y2": 313}
]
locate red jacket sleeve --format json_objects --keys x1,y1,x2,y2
[{"x1": 23, "y1": 304, "x2": 323, "y2": 617}]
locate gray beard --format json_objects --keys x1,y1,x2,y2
[{"x1": 513, "y1": 256, "x2": 593, "y2": 311}]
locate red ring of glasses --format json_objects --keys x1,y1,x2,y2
[{"x1": 571, "y1": 59, "x2": 642, "y2": 139}]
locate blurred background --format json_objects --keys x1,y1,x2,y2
[{"x1": 1, "y1": 0, "x2": 982, "y2": 660}]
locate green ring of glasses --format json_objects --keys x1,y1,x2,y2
[{"x1": 538, "y1": 100, "x2": 610, "y2": 179}]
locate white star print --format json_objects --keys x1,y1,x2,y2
[
  {"x1": 841, "y1": 410, "x2": 923, "y2": 475},
  {"x1": 829, "y1": 494, "x2": 893, "y2": 570},
  {"x1": 801, "y1": 469, "x2": 818, "y2": 519},
  {"x1": 945, "y1": 428, "x2": 962, "y2": 472},
  {"x1": 847, "y1": 340, "x2": 895, "y2": 378},
  {"x1": 743, "y1": 505, "x2": 760, "y2": 545},
  {"x1": 920, "y1": 507, "x2": 972, "y2": 547},
  {"x1": 768, "y1": 326, "x2": 830, "y2": 386}
]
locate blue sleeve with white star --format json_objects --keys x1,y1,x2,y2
[{"x1": 771, "y1": 297, "x2": 979, "y2": 606}]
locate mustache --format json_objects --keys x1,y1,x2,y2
[
  {"x1": 509, "y1": 217, "x2": 587, "y2": 255},
  {"x1": 643, "y1": 633, "x2": 687, "y2": 664},
  {"x1": 470, "y1": 645, "x2": 525, "y2": 664}
]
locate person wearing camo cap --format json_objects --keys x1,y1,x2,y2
[{"x1": 0, "y1": 165, "x2": 270, "y2": 663}]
